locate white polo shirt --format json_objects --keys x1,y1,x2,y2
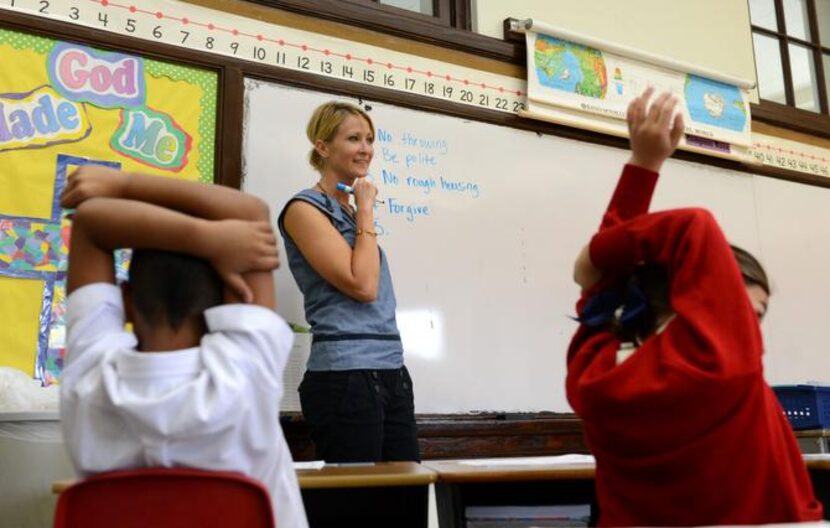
[{"x1": 60, "y1": 283, "x2": 308, "y2": 528}]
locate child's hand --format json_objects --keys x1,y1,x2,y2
[
  {"x1": 61, "y1": 166, "x2": 129, "y2": 208},
  {"x1": 626, "y1": 87, "x2": 684, "y2": 173},
  {"x1": 573, "y1": 243, "x2": 602, "y2": 291},
  {"x1": 206, "y1": 220, "x2": 280, "y2": 303}
]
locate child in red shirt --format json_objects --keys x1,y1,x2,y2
[{"x1": 568, "y1": 87, "x2": 823, "y2": 526}]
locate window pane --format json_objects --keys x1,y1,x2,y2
[
  {"x1": 750, "y1": 0, "x2": 778, "y2": 30},
  {"x1": 790, "y1": 43, "x2": 820, "y2": 111},
  {"x1": 817, "y1": 0, "x2": 830, "y2": 46},
  {"x1": 824, "y1": 53, "x2": 830, "y2": 108},
  {"x1": 379, "y1": 0, "x2": 434, "y2": 16},
  {"x1": 783, "y1": 0, "x2": 811, "y2": 40},
  {"x1": 753, "y1": 33, "x2": 787, "y2": 103}
]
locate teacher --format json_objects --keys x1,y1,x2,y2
[{"x1": 278, "y1": 101, "x2": 419, "y2": 463}]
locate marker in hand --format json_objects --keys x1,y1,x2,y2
[{"x1": 336, "y1": 182, "x2": 385, "y2": 204}]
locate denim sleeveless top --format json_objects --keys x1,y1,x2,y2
[{"x1": 278, "y1": 189, "x2": 403, "y2": 371}]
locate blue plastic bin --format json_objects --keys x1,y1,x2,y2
[{"x1": 773, "y1": 385, "x2": 830, "y2": 430}]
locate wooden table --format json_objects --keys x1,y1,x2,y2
[
  {"x1": 297, "y1": 461, "x2": 436, "y2": 488},
  {"x1": 426, "y1": 457, "x2": 830, "y2": 528},
  {"x1": 298, "y1": 462, "x2": 436, "y2": 528},
  {"x1": 55, "y1": 462, "x2": 437, "y2": 528},
  {"x1": 798, "y1": 430, "x2": 830, "y2": 454},
  {"x1": 806, "y1": 457, "x2": 830, "y2": 471},
  {"x1": 424, "y1": 458, "x2": 597, "y2": 528}
]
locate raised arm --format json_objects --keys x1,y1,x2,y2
[
  {"x1": 61, "y1": 167, "x2": 269, "y2": 222},
  {"x1": 603, "y1": 88, "x2": 685, "y2": 228},
  {"x1": 282, "y1": 178, "x2": 381, "y2": 303},
  {"x1": 63, "y1": 169, "x2": 279, "y2": 308},
  {"x1": 574, "y1": 88, "x2": 685, "y2": 290}
]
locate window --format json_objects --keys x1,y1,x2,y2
[
  {"x1": 378, "y1": 0, "x2": 435, "y2": 17},
  {"x1": 245, "y1": 0, "x2": 466, "y2": 32},
  {"x1": 750, "y1": 0, "x2": 829, "y2": 115},
  {"x1": 242, "y1": 1, "x2": 522, "y2": 63}
]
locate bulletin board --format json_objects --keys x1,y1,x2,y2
[{"x1": 0, "y1": 27, "x2": 218, "y2": 384}]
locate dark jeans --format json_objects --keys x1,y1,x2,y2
[{"x1": 298, "y1": 366, "x2": 420, "y2": 463}]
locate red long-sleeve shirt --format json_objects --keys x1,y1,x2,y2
[{"x1": 566, "y1": 164, "x2": 822, "y2": 526}]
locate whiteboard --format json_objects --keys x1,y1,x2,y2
[{"x1": 241, "y1": 78, "x2": 830, "y2": 413}]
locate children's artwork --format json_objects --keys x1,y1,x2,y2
[{"x1": 0, "y1": 28, "x2": 218, "y2": 384}]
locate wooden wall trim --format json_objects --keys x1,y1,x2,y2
[
  {"x1": 752, "y1": 102, "x2": 830, "y2": 141},
  {"x1": 217, "y1": 67, "x2": 245, "y2": 189},
  {"x1": 753, "y1": 121, "x2": 830, "y2": 151},
  {"x1": 281, "y1": 412, "x2": 590, "y2": 461}
]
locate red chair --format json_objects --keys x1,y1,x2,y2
[{"x1": 54, "y1": 467, "x2": 275, "y2": 528}]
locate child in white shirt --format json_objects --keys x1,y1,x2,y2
[{"x1": 59, "y1": 167, "x2": 308, "y2": 528}]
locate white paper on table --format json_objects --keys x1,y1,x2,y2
[
  {"x1": 458, "y1": 454, "x2": 595, "y2": 467},
  {"x1": 294, "y1": 460, "x2": 326, "y2": 470}
]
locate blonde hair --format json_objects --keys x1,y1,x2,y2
[{"x1": 306, "y1": 102, "x2": 375, "y2": 172}]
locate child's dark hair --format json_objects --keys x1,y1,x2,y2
[
  {"x1": 730, "y1": 244, "x2": 770, "y2": 296},
  {"x1": 577, "y1": 262, "x2": 670, "y2": 345},
  {"x1": 129, "y1": 249, "x2": 224, "y2": 330},
  {"x1": 588, "y1": 246, "x2": 769, "y2": 344},
  {"x1": 614, "y1": 263, "x2": 670, "y2": 344}
]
